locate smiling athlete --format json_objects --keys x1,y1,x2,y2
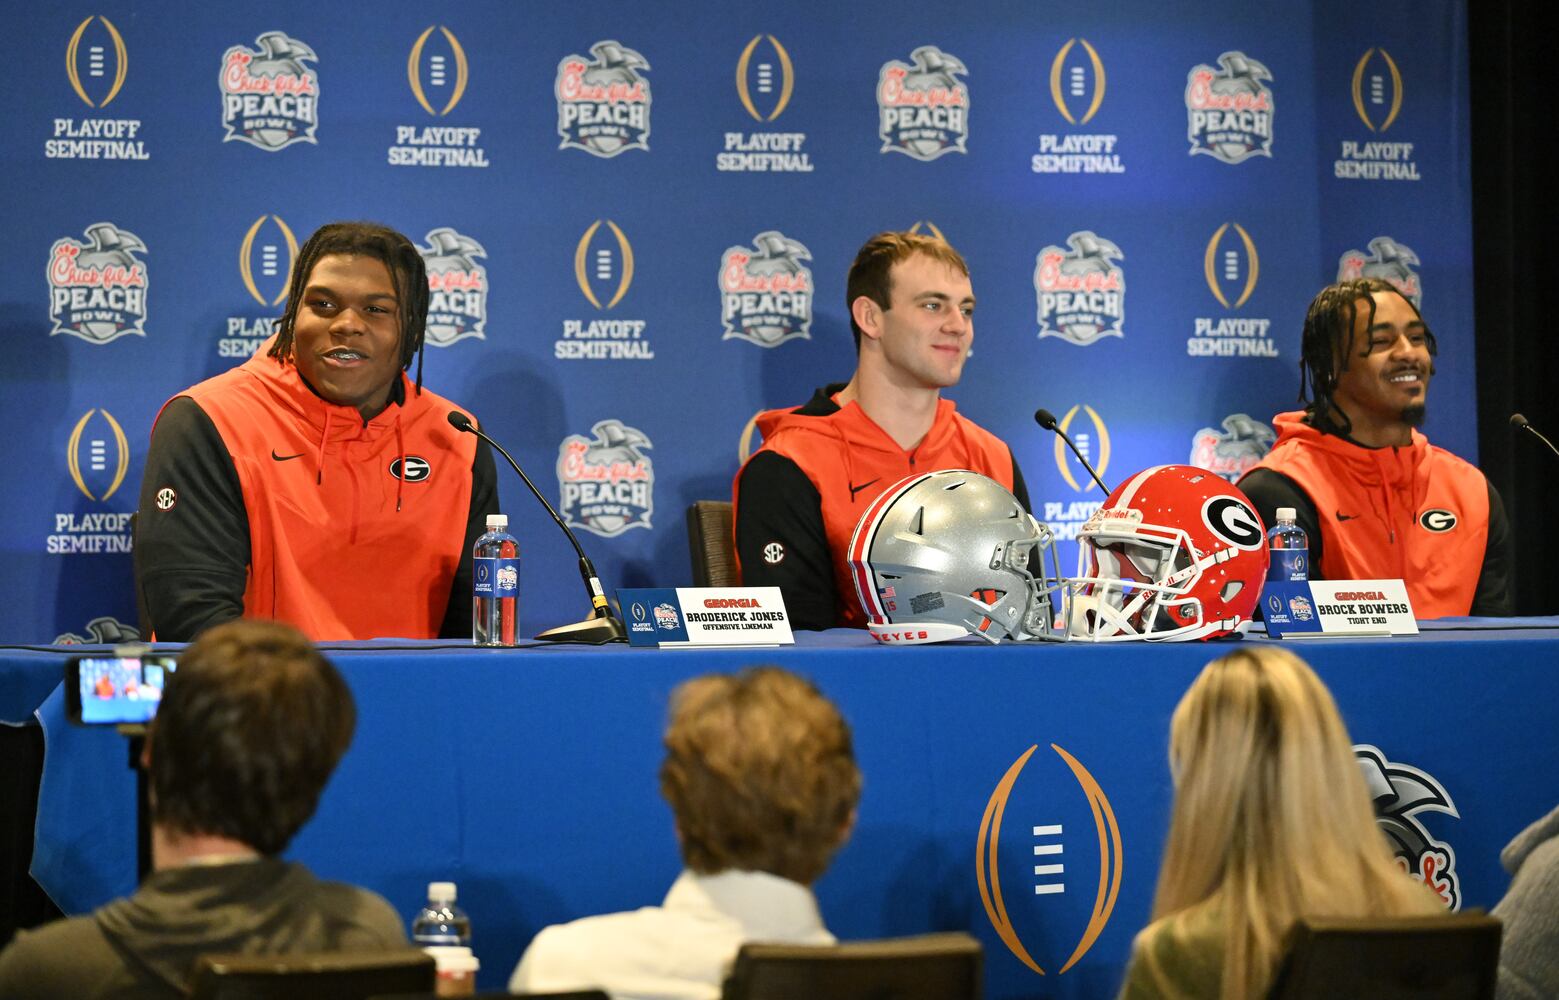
[
  {"x1": 733, "y1": 232, "x2": 1031, "y2": 630},
  {"x1": 135, "y1": 222, "x2": 499, "y2": 640},
  {"x1": 1239, "y1": 278, "x2": 1511, "y2": 616}
]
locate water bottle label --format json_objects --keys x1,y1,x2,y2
[
  {"x1": 494, "y1": 557, "x2": 519, "y2": 597},
  {"x1": 475, "y1": 556, "x2": 519, "y2": 598},
  {"x1": 1271, "y1": 548, "x2": 1307, "y2": 582}
]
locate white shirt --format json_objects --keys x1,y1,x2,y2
[{"x1": 509, "y1": 869, "x2": 834, "y2": 1000}]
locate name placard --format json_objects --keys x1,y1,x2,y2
[
  {"x1": 617, "y1": 587, "x2": 794, "y2": 648},
  {"x1": 1261, "y1": 579, "x2": 1418, "y2": 638}
]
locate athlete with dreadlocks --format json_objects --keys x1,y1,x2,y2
[
  {"x1": 135, "y1": 222, "x2": 500, "y2": 641},
  {"x1": 1238, "y1": 278, "x2": 1510, "y2": 617}
]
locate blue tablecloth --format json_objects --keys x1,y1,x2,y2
[{"x1": 5, "y1": 621, "x2": 1557, "y2": 998}]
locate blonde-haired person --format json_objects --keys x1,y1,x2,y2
[
  {"x1": 1118, "y1": 647, "x2": 1444, "y2": 1000},
  {"x1": 510, "y1": 666, "x2": 861, "y2": 1000}
]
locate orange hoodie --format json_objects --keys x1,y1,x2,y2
[
  {"x1": 733, "y1": 386, "x2": 1019, "y2": 628},
  {"x1": 1243, "y1": 411, "x2": 1489, "y2": 618},
  {"x1": 165, "y1": 340, "x2": 481, "y2": 639}
]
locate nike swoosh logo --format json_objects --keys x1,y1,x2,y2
[
  {"x1": 849, "y1": 478, "x2": 881, "y2": 500},
  {"x1": 272, "y1": 450, "x2": 304, "y2": 462},
  {"x1": 1335, "y1": 511, "x2": 1358, "y2": 522}
]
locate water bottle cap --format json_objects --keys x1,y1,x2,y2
[
  {"x1": 1275, "y1": 507, "x2": 1297, "y2": 522},
  {"x1": 485, "y1": 514, "x2": 508, "y2": 530},
  {"x1": 427, "y1": 881, "x2": 457, "y2": 902}
]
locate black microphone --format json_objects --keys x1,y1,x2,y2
[
  {"x1": 448, "y1": 411, "x2": 626, "y2": 644},
  {"x1": 1035, "y1": 408, "x2": 1112, "y2": 495},
  {"x1": 1511, "y1": 413, "x2": 1559, "y2": 461}
]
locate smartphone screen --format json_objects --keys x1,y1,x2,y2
[{"x1": 67, "y1": 656, "x2": 178, "y2": 725}]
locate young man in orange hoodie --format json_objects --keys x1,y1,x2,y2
[
  {"x1": 1239, "y1": 278, "x2": 1511, "y2": 617},
  {"x1": 733, "y1": 232, "x2": 1029, "y2": 630},
  {"x1": 134, "y1": 222, "x2": 499, "y2": 641}
]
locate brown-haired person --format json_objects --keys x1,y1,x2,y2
[
  {"x1": 135, "y1": 221, "x2": 499, "y2": 641},
  {"x1": 0, "y1": 621, "x2": 405, "y2": 999},
  {"x1": 733, "y1": 231, "x2": 1030, "y2": 630},
  {"x1": 1238, "y1": 278, "x2": 1511, "y2": 616},
  {"x1": 1117, "y1": 647, "x2": 1444, "y2": 1000},
  {"x1": 510, "y1": 666, "x2": 861, "y2": 999}
]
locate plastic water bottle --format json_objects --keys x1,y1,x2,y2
[
  {"x1": 473, "y1": 514, "x2": 519, "y2": 646},
  {"x1": 1266, "y1": 507, "x2": 1309, "y2": 582},
  {"x1": 411, "y1": 881, "x2": 472, "y2": 948}
]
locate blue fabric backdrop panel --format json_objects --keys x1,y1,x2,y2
[{"x1": 0, "y1": 2, "x2": 1473, "y2": 639}]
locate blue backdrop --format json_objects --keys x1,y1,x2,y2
[{"x1": 0, "y1": 1, "x2": 1474, "y2": 640}]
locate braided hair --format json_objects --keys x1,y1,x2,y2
[
  {"x1": 1297, "y1": 278, "x2": 1435, "y2": 437},
  {"x1": 268, "y1": 222, "x2": 431, "y2": 394}
]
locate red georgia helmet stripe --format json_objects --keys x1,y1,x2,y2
[{"x1": 848, "y1": 472, "x2": 934, "y2": 621}]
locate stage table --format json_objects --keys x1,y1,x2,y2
[{"x1": 4, "y1": 621, "x2": 1556, "y2": 998}]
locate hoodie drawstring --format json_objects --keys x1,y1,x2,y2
[
  {"x1": 394, "y1": 416, "x2": 406, "y2": 513},
  {"x1": 314, "y1": 409, "x2": 332, "y2": 486}
]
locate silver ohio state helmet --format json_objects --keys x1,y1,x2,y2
[{"x1": 848, "y1": 470, "x2": 1068, "y2": 645}]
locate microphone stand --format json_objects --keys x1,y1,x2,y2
[
  {"x1": 449, "y1": 413, "x2": 626, "y2": 644},
  {"x1": 1034, "y1": 408, "x2": 1112, "y2": 495}
]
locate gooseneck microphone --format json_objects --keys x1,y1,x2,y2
[
  {"x1": 1511, "y1": 413, "x2": 1559, "y2": 462},
  {"x1": 448, "y1": 411, "x2": 626, "y2": 644},
  {"x1": 1035, "y1": 408, "x2": 1113, "y2": 495}
]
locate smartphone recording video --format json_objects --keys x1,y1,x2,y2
[{"x1": 65, "y1": 655, "x2": 178, "y2": 726}]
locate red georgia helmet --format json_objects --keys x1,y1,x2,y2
[{"x1": 1068, "y1": 464, "x2": 1269, "y2": 641}]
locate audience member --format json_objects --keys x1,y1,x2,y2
[
  {"x1": 510, "y1": 666, "x2": 861, "y2": 999},
  {"x1": 1493, "y1": 803, "x2": 1559, "y2": 999},
  {"x1": 0, "y1": 620, "x2": 404, "y2": 999},
  {"x1": 1118, "y1": 647, "x2": 1444, "y2": 1000}
]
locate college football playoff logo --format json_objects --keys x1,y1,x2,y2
[
  {"x1": 736, "y1": 35, "x2": 795, "y2": 121},
  {"x1": 575, "y1": 220, "x2": 634, "y2": 309},
  {"x1": 67, "y1": 409, "x2": 130, "y2": 501},
  {"x1": 66, "y1": 15, "x2": 127, "y2": 107},
  {"x1": 1352, "y1": 48, "x2": 1403, "y2": 132},
  {"x1": 1049, "y1": 39, "x2": 1105, "y2": 125},
  {"x1": 408, "y1": 26, "x2": 469, "y2": 116},
  {"x1": 238, "y1": 215, "x2": 299, "y2": 307},
  {"x1": 1204, "y1": 223, "x2": 1259, "y2": 309},
  {"x1": 977, "y1": 743, "x2": 1123, "y2": 976},
  {"x1": 1051, "y1": 405, "x2": 1110, "y2": 493}
]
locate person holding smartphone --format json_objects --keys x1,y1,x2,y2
[{"x1": 0, "y1": 620, "x2": 405, "y2": 998}]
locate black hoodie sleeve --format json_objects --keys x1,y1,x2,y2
[
  {"x1": 1472, "y1": 480, "x2": 1514, "y2": 616},
  {"x1": 134, "y1": 397, "x2": 250, "y2": 641},
  {"x1": 439, "y1": 437, "x2": 500, "y2": 639},
  {"x1": 734, "y1": 451, "x2": 837, "y2": 630},
  {"x1": 1236, "y1": 468, "x2": 1326, "y2": 572},
  {"x1": 1010, "y1": 451, "x2": 1033, "y2": 515}
]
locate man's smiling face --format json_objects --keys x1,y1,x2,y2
[{"x1": 290, "y1": 254, "x2": 404, "y2": 421}]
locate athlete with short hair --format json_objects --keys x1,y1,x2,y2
[{"x1": 733, "y1": 231, "x2": 1030, "y2": 630}]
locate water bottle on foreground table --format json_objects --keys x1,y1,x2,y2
[
  {"x1": 473, "y1": 515, "x2": 519, "y2": 646},
  {"x1": 1266, "y1": 506, "x2": 1309, "y2": 582}
]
